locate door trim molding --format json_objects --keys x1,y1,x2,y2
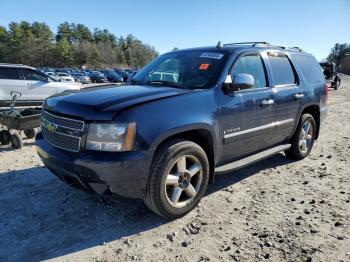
[{"x1": 224, "y1": 118, "x2": 294, "y2": 139}]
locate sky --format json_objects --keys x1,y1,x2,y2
[{"x1": 1, "y1": 0, "x2": 349, "y2": 60}]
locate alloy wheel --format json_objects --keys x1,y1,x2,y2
[{"x1": 164, "y1": 155, "x2": 203, "y2": 208}]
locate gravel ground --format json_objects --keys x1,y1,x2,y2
[{"x1": 0, "y1": 77, "x2": 349, "y2": 262}]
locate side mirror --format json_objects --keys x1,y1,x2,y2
[{"x1": 224, "y1": 73, "x2": 254, "y2": 93}]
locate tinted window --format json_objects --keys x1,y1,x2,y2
[
  {"x1": 292, "y1": 54, "x2": 325, "y2": 84},
  {"x1": 268, "y1": 54, "x2": 296, "y2": 86},
  {"x1": 231, "y1": 54, "x2": 267, "y2": 88},
  {"x1": 0, "y1": 68, "x2": 19, "y2": 80},
  {"x1": 21, "y1": 69, "x2": 48, "y2": 81}
]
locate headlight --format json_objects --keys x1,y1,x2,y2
[{"x1": 86, "y1": 123, "x2": 136, "y2": 152}]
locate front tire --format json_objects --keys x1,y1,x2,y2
[
  {"x1": 285, "y1": 113, "x2": 316, "y2": 160},
  {"x1": 144, "y1": 139, "x2": 209, "y2": 219}
]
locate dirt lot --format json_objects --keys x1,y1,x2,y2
[{"x1": 0, "y1": 78, "x2": 349, "y2": 262}]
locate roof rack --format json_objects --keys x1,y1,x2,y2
[
  {"x1": 223, "y1": 41, "x2": 270, "y2": 46},
  {"x1": 288, "y1": 46, "x2": 304, "y2": 52},
  {"x1": 0, "y1": 63, "x2": 25, "y2": 66},
  {"x1": 216, "y1": 41, "x2": 304, "y2": 52}
]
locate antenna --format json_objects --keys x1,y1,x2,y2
[{"x1": 216, "y1": 41, "x2": 223, "y2": 48}]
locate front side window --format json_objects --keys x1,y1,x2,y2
[
  {"x1": 0, "y1": 68, "x2": 20, "y2": 80},
  {"x1": 21, "y1": 69, "x2": 48, "y2": 81},
  {"x1": 132, "y1": 50, "x2": 228, "y2": 89},
  {"x1": 268, "y1": 54, "x2": 296, "y2": 86},
  {"x1": 230, "y1": 54, "x2": 267, "y2": 89}
]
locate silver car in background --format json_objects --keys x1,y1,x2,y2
[{"x1": 72, "y1": 73, "x2": 91, "y2": 84}]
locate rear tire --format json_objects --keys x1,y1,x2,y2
[
  {"x1": 11, "y1": 131, "x2": 23, "y2": 149},
  {"x1": 0, "y1": 130, "x2": 11, "y2": 145},
  {"x1": 144, "y1": 139, "x2": 209, "y2": 219},
  {"x1": 285, "y1": 113, "x2": 316, "y2": 160}
]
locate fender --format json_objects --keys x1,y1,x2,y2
[{"x1": 149, "y1": 122, "x2": 218, "y2": 159}]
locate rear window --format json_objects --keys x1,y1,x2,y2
[
  {"x1": 268, "y1": 54, "x2": 296, "y2": 86},
  {"x1": 292, "y1": 54, "x2": 325, "y2": 84},
  {"x1": 0, "y1": 67, "x2": 19, "y2": 80}
]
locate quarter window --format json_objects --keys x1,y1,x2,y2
[
  {"x1": 21, "y1": 69, "x2": 48, "y2": 81},
  {"x1": 268, "y1": 54, "x2": 296, "y2": 86},
  {"x1": 230, "y1": 54, "x2": 267, "y2": 89},
  {"x1": 0, "y1": 68, "x2": 20, "y2": 80}
]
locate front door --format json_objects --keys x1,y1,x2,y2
[
  {"x1": 218, "y1": 52, "x2": 276, "y2": 164},
  {"x1": 19, "y1": 68, "x2": 56, "y2": 102}
]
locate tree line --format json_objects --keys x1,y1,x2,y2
[
  {"x1": 0, "y1": 21, "x2": 158, "y2": 69},
  {"x1": 327, "y1": 43, "x2": 350, "y2": 75}
]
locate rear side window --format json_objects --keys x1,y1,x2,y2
[
  {"x1": 231, "y1": 54, "x2": 267, "y2": 88},
  {"x1": 268, "y1": 54, "x2": 296, "y2": 86},
  {"x1": 0, "y1": 68, "x2": 19, "y2": 80},
  {"x1": 292, "y1": 54, "x2": 325, "y2": 84}
]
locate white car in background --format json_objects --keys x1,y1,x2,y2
[
  {"x1": 0, "y1": 64, "x2": 82, "y2": 107},
  {"x1": 56, "y1": 72, "x2": 75, "y2": 82}
]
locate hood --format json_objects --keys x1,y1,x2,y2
[{"x1": 44, "y1": 84, "x2": 193, "y2": 121}]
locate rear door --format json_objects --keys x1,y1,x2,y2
[
  {"x1": 0, "y1": 67, "x2": 26, "y2": 106},
  {"x1": 267, "y1": 52, "x2": 304, "y2": 143},
  {"x1": 219, "y1": 52, "x2": 277, "y2": 163}
]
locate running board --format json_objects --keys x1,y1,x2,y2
[{"x1": 215, "y1": 144, "x2": 291, "y2": 174}]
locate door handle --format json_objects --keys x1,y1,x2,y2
[
  {"x1": 261, "y1": 99, "x2": 275, "y2": 107},
  {"x1": 294, "y1": 93, "x2": 305, "y2": 100}
]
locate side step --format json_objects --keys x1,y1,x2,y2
[{"x1": 215, "y1": 144, "x2": 291, "y2": 174}]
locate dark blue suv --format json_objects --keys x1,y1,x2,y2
[{"x1": 36, "y1": 42, "x2": 328, "y2": 218}]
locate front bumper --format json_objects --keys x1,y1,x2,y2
[{"x1": 36, "y1": 133, "x2": 151, "y2": 198}]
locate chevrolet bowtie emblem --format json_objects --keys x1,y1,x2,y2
[
  {"x1": 47, "y1": 123, "x2": 57, "y2": 132},
  {"x1": 42, "y1": 118, "x2": 57, "y2": 132}
]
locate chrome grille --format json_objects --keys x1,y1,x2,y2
[
  {"x1": 42, "y1": 110, "x2": 84, "y2": 131},
  {"x1": 41, "y1": 110, "x2": 84, "y2": 152},
  {"x1": 42, "y1": 127, "x2": 81, "y2": 152}
]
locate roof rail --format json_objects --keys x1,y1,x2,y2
[
  {"x1": 0, "y1": 63, "x2": 25, "y2": 66},
  {"x1": 223, "y1": 41, "x2": 270, "y2": 46},
  {"x1": 288, "y1": 46, "x2": 304, "y2": 52}
]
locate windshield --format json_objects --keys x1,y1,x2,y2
[{"x1": 132, "y1": 50, "x2": 228, "y2": 89}]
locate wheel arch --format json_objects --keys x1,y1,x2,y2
[
  {"x1": 298, "y1": 104, "x2": 321, "y2": 140},
  {"x1": 150, "y1": 124, "x2": 216, "y2": 184}
]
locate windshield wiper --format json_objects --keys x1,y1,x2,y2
[{"x1": 144, "y1": 80, "x2": 186, "y2": 89}]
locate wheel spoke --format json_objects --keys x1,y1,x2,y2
[
  {"x1": 176, "y1": 157, "x2": 187, "y2": 172},
  {"x1": 171, "y1": 187, "x2": 183, "y2": 204},
  {"x1": 184, "y1": 184, "x2": 197, "y2": 198},
  {"x1": 301, "y1": 140, "x2": 307, "y2": 151},
  {"x1": 305, "y1": 122, "x2": 311, "y2": 133},
  {"x1": 299, "y1": 139, "x2": 304, "y2": 147},
  {"x1": 188, "y1": 163, "x2": 200, "y2": 177},
  {"x1": 166, "y1": 174, "x2": 179, "y2": 186}
]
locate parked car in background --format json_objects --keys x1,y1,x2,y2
[
  {"x1": 36, "y1": 42, "x2": 327, "y2": 218},
  {"x1": 45, "y1": 71, "x2": 61, "y2": 82},
  {"x1": 319, "y1": 61, "x2": 341, "y2": 90},
  {"x1": 0, "y1": 63, "x2": 81, "y2": 107},
  {"x1": 102, "y1": 70, "x2": 123, "y2": 83},
  {"x1": 89, "y1": 71, "x2": 108, "y2": 83},
  {"x1": 114, "y1": 69, "x2": 130, "y2": 82},
  {"x1": 56, "y1": 72, "x2": 75, "y2": 82},
  {"x1": 71, "y1": 73, "x2": 91, "y2": 84}
]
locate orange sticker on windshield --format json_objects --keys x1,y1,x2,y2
[{"x1": 199, "y1": 63, "x2": 210, "y2": 70}]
